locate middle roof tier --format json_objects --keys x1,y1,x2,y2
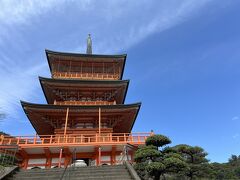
[{"x1": 39, "y1": 77, "x2": 129, "y2": 105}]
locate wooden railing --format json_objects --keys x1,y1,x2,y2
[
  {"x1": 0, "y1": 133, "x2": 151, "y2": 148},
  {"x1": 54, "y1": 100, "x2": 116, "y2": 106},
  {"x1": 52, "y1": 72, "x2": 120, "y2": 80}
]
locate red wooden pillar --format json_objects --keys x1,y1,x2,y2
[
  {"x1": 19, "y1": 149, "x2": 28, "y2": 169},
  {"x1": 45, "y1": 157, "x2": 52, "y2": 168},
  {"x1": 95, "y1": 147, "x2": 99, "y2": 165},
  {"x1": 111, "y1": 146, "x2": 116, "y2": 165},
  {"x1": 98, "y1": 146, "x2": 101, "y2": 166},
  {"x1": 64, "y1": 156, "x2": 71, "y2": 168},
  {"x1": 44, "y1": 147, "x2": 52, "y2": 168},
  {"x1": 58, "y1": 148, "x2": 63, "y2": 168},
  {"x1": 23, "y1": 158, "x2": 29, "y2": 169}
]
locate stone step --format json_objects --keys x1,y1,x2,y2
[
  {"x1": 20, "y1": 165, "x2": 124, "y2": 171},
  {"x1": 11, "y1": 175, "x2": 133, "y2": 180},
  {"x1": 14, "y1": 170, "x2": 129, "y2": 177},
  {"x1": 9, "y1": 165, "x2": 134, "y2": 180},
  {"x1": 9, "y1": 176, "x2": 133, "y2": 180},
  {"x1": 16, "y1": 167, "x2": 127, "y2": 176},
  {"x1": 19, "y1": 165, "x2": 125, "y2": 173}
]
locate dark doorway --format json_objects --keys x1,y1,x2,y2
[{"x1": 76, "y1": 158, "x2": 90, "y2": 166}]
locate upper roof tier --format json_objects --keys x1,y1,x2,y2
[
  {"x1": 39, "y1": 77, "x2": 129, "y2": 105},
  {"x1": 46, "y1": 49, "x2": 127, "y2": 80}
]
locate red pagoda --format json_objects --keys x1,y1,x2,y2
[{"x1": 0, "y1": 35, "x2": 151, "y2": 169}]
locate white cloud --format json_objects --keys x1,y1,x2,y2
[
  {"x1": 0, "y1": 0, "x2": 70, "y2": 25},
  {"x1": 0, "y1": 0, "x2": 214, "y2": 128},
  {"x1": 84, "y1": 0, "x2": 214, "y2": 53},
  {"x1": 0, "y1": 63, "x2": 46, "y2": 118},
  {"x1": 233, "y1": 133, "x2": 239, "y2": 139},
  {"x1": 232, "y1": 116, "x2": 239, "y2": 121}
]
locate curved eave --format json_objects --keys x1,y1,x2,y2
[
  {"x1": 21, "y1": 101, "x2": 141, "y2": 134},
  {"x1": 20, "y1": 101, "x2": 47, "y2": 136},
  {"x1": 39, "y1": 76, "x2": 130, "y2": 104},
  {"x1": 21, "y1": 101, "x2": 141, "y2": 110},
  {"x1": 39, "y1": 76, "x2": 129, "y2": 85},
  {"x1": 46, "y1": 49, "x2": 127, "y2": 58},
  {"x1": 45, "y1": 49, "x2": 127, "y2": 79}
]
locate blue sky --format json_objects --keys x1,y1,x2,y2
[{"x1": 0, "y1": 0, "x2": 240, "y2": 163}]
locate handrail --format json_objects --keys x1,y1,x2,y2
[
  {"x1": 59, "y1": 166, "x2": 68, "y2": 180},
  {"x1": 55, "y1": 100, "x2": 116, "y2": 106},
  {"x1": 53, "y1": 72, "x2": 120, "y2": 80},
  {"x1": 124, "y1": 161, "x2": 141, "y2": 180},
  {"x1": 0, "y1": 133, "x2": 151, "y2": 147},
  {"x1": 1, "y1": 132, "x2": 151, "y2": 138}
]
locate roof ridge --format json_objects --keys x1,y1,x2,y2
[{"x1": 45, "y1": 49, "x2": 127, "y2": 57}]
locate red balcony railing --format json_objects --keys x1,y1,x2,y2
[
  {"x1": 52, "y1": 72, "x2": 120, "y2": 80},
  {"x1": 54, "y1": 100, "x2": 116, "y2": 106},
  {"x1": 0, "y1": 133, "x2": 151, "y2": 148}
]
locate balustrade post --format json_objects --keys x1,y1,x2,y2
[
  {"x1": 96, "y1": 134, "x2": 98, "y2": 142},
  {"x1": 58, "y1": 148, "x2": 63, "y2": 168},
  {"x1": 0, "y1": 135, "x2": 4, "y2": 144},
  {"x1": 8, "y1": 138, "x2": 12, "y2": 145},
  {"x1": 50, "y1": 135, "x2": 52, "y2": 144},
  {"x1": 98, "y1": 147, "x2": 101, "y2": 166}
]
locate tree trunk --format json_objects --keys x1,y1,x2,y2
[{"x1": 154, "y1": 172, "x2": 161, "y2": 180}]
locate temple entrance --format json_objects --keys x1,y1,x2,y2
[{"x1": 80, "y1": 158, "x2": 90, "y2": 166}]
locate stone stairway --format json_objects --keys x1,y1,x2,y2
[{"x1": 6, "y1": 165, "x2": 134, "y2": 180}]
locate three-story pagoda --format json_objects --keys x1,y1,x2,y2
[{"x1": 0, "y1": 35, "x2": 151, "y2": 169}]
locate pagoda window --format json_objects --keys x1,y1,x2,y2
[
  {"x1": 85, "y1": 123, "x2": 94, "y2": 128},
  {"x1": 81, "y1": 97, "x2": 87, "y2": 101},
  {"x1": 101, "y1": 122, "x2": 108, "y2": 128},
  {"x1": 75, "y1": 122, "x2": 94, "y2": 129},
  {"x1": 75, "y1": 123, "x2": 84, "y2": 129},
  {"x1": 61, "y1": 123, "x2": 70, "y2": 129},
  {"x1": 69, "y1": 97, "x2": 76, "y2": 101}
]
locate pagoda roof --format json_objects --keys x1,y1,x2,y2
[
  {"x1": 21, "y1": 101, "x2": 141, "y2": 135},
  {"x1": 46, "y1": 49, "x2": 127, "y2": 59},
  {"x1": 39, "y1": 76, "x2": 129, "y2": 104},
  {"x1": 45, "y1": 49, "x2": 127, "y2": 80}
]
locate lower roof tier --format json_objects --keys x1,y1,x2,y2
[{"x1": 21, "y1": 101, "x2": 141, "y2": 135}]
